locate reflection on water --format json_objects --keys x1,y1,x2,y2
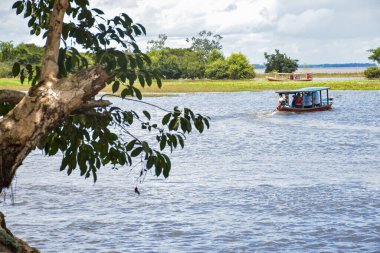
[{"x1": 2, "y1": 91, "x2": 380, "y2": 252}]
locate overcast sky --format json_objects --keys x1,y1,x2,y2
[{"x1": 1, "y1": 0, "x2": 379, "y2": 64}]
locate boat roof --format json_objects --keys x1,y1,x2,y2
[{"x1": 275, "y1": 87, "x2": 330, "y2": 94}]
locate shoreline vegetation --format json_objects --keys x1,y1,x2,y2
[{"x1": 1, "y1": 77, "x2": 379, "y2": 94}]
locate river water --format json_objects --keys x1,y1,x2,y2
[{"x1": 2, "y1": 91, "x2": 380, "y2": 252}]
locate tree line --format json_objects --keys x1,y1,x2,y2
[
  {"x1": 146, "y1": 31, "x2": 256, "y2": 79},
  {"x1": 0, "y1": 32, "x2": 306, "y2": 80},
  {"x1": 0, "y1": 41, "x2": 44, "y2": 77}
]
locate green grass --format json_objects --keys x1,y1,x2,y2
[
  {"x1": 1, "y1": 77, "x2": 379, "y2": 93},
  {"x1": 256, "y1": 72, "x2": 365, "y2": 78}
]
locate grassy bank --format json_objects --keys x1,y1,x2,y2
[
  {"x1": 256, "y1": 72, "x2": 365, "y2": 78},
  {"x1": 1, "y1": 77, "x2": 379, "y2": 93}
]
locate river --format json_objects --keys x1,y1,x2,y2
[{"x1": 2, "y1": 91, "x2": 380, "y2": 252}]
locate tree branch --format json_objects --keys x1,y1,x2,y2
[
  {"x1": 40, "y1": 0, "x2": 69, "y2": 81},
  {"x1": 0, "y1": 90, "x2": 25, "y2": 104},
  {"x1": 0, "y1": 90, "x2": 112, "y2": 113},
  {"x1": 0, "y1": 65, "x2": 109, "y2": 190}
]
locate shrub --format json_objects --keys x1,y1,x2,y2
[
  {"x1": 0, "y1": 62, "x2": 12, "y2": 78},
  {"x1": 364, "y1": 66, "x2": 380, "y2": 79}
]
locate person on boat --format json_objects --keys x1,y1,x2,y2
[
  {"x1": 284, "y1": 94, "x2": 289, "y2": 104},
  {"x1": 278, "y1": 94, "x2": 286, "y2": 106},
  {"x1": 303, "y1": 92, "x2": 312, "y2": 108},
  {"x1": 291, "y1": 94, "x2": 296, "y2": 107},
  {"x1": 294, "y1": 93, "x2": 303, "y2": 108},
  {"x1": 313, "y1": 91, "x2": 320, "y2": 106}
]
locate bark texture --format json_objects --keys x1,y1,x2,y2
[{"x1": 0, "y1": 66, "x2": 108, "y2": 189}]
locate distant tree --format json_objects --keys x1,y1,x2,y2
[
  {"x1": 0, "y1": 41, "x2": 16, "y2": 62},
  {"x1": 14, "y1": 43, "x2": 44, "y2": 65},
  {"x1": 226, "y1": 53, "x2": 255, "y2": 79},
  {"x1": 364, "y1": 66, "x2": 380, "y2": 78},
  {"x1": 177, "y1": 50, "x2": 204, "y2": 79},
  {"x1": 364, "y1": 48, "x2": 380, "y2": 79},
  {"x1": 147, "y1": 48, "x2": 204, "y2": 79},
  {"x1": 368, "y1": 47, "x2": 380, "y2": 65},
  {"x1": 264, "y1": 49, "x2": 298, "y2": 73},
  {"x1": 147, "y1": 33, "x2": 168, "y2": 51},
  {"x1": 206, "y1": 49, "x2": 225, "y2": 64},
  {"x1": 205, "y1": 59, "x2": 228, "y2": 79},
  {"x1": 186, "y1": 30, "x2": 223, "y2": 57}
]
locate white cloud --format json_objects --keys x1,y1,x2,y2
[
  {"x1": 277, "y1": 8, "x2": 334, "y2": 34},
  {"x1": 0, "y1": 0, "x2": 379, "y2": 64}
]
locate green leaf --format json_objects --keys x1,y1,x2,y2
[
  {"x1": 133, "y1": 87, "x2": 142, "y2": 100},
  {"x1": 12, "y1": 62, "x2": 20, "y2": 77},
  {"x1": 162, "y1": 154, "x2": 171, "y2": 178},
  {"x1": 131, "y1": 147, "x2": 143, "y2": 157},
  {"x1": 162, "y1": 113, "x2": 171, "y2": 125},
  {"x1": 155, "y1": 160, "x2": 162, "y2": 177},
  {"x1": 126, "y1": 140, "x2": 136, "y2": 151},
  {"x1": 146, "y1": 156, "x2": 155, "y2": 169},
  {"x1": 138, "y1": 74, "x2": 145, "y2": 87},
  {"x1": 98, "y1": 24, "x2": 106, "y2": 32},
  {"x1": 20, "y1": 69, "x2": 25, "y2": 84},
  {"x1": 92, "y1": 8, "x2": 104, "y2": 15},
  {"x1": 157, "y1": 78, "x2": 162, "y2": 88},
  {"x1": 12, "y1": 1, "x2": 22, "y2": 9},
  {"x1": 121, "y1": 88, "x2": 129, "y2": 98},
  {"x1": 143, "y1": 110, "x2": 151, "y2": 120},
  {"x1": 160, "y1": 135, "x2": 166, "y2": 151},
  {"x1": 141, "y1": 141, "x2": 150, "y2": 154},
  {"x1": 112, "y1": 81, "x2": 120, "y2": 93},
  {"x1": 178, "y1": 135, "x2": 185, "y2": 149},
  {"x1": 203, "y1": 117, "x2": 210, "y2": 129}
]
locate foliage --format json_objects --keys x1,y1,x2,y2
[
  {"x1": 226, "y1": 53, "x2": 255, "y2": 79},
  {"x1": 186, "y1": 30, "x2": 223, "y2": 57},
  {"x1": 206, "y1": 49, "x2": 225, "y2": 64},
  {"x1": 4, "y1": 0, "x2": 210, "y2": 182},
  {"x1": 264, "y1": 49, "x2": 298, "y2": 73},
  {"x1": 147, "y1": 48, "x2": 204, "y2": 79},
  {"x1": 364, "y1": 66, "x2": 380, "y2": 79},
  {"x1": 147, "y1": 34, "x2": 167, "y2": 51},
  {"x1": 368, "y1": 47, "x2": 380, "y2": 65},
  {"x1": 0, "y1": 41, "x2": 44, "y2": 78},
  {"x1": 0, "y1": 41, "x2": 16, "y2": 62},
  {"x1": 0, "y1": 63, "x2": 12, "y2": 77},
  {"x1": 205, "y1": 59, "x2": 228, "y2": 79},
  {"x1": 14, "y1": 43, "x2": 44, "y2": 65}
]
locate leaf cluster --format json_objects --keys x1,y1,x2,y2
[
  {"x1": 5, "y1": 0, "x2": 211, "y2": 183},
  {"x1": 42, "y1": 104, "x2": 210, "y2": 181}
]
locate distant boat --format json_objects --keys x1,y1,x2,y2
[
  {"x1": 266, "y1": 72, "x2": 312, "y2": 81},
  {"x1": 275, "y1": 87, "x2": 333, "y2": 112}
]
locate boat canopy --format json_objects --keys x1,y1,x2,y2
[{"x1": 275, "y1": 87, "x2": 330, "y2": 94}]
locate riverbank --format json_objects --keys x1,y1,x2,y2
[{"x1": 1, "y1": 78, "x2": 379, "y2": 93}]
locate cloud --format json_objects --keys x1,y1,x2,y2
[
  {"x1": 0, "y1": 0, "x2": 379, "y2": 64},
  {"x1": 277, "y1": 8, "x2": 334, "y2": 34}
]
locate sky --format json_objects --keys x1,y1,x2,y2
[{"x1": 0, "y1": 0, "x2": 379, "y2": 64}]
